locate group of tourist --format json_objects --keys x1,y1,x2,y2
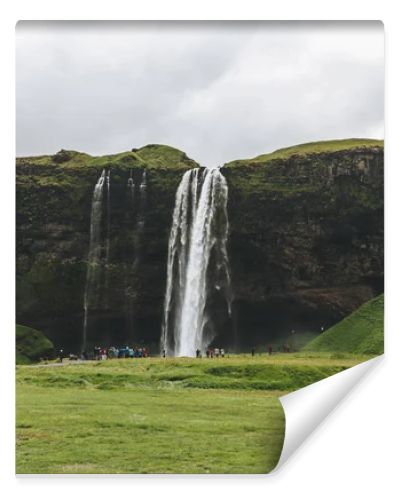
[
  {"x1": 92, "y1": 346, "x2": 149, "y2": 360},
  {"x1": 59, "y1": 342, "x2": 297, "y2": 363},
  {"x1": 58, "y1": 346, "x2": 150, "y2": 362},
  {"x1": 204, "y1": 347, "x2": 225, "y2": 358}
]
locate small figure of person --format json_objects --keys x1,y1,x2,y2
[
  {"x1": 251, "y1": 348, "x2": 255, "y2": 357},
  {"x1": 58, "y1": 349, "x2": 64, "y2": 363},
  {"x1": 206, "y1": 349, "x2": 210, "y2": 358},
  {"x1": 268, "y1": 345, "x2": 272, "y2": 356},
  {"x1": 196, "y1": 348, "x2": 201, "y2": 358},
  {"x1": 214, "y1": 347, "x2": 219, "y2": 358},
  {"x1": 220, "y1": 348, "x2": 225, "y2": 358},
  {"x1": 162, "y1": 349, "x2": 166, "y2": 358}
]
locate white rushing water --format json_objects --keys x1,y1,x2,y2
[
  {"x1": 82, "y1": 170, "x2": 106, "y2": 349},
  {"x1": 127, "y1": 169, "x2": 135, "y2": 203},
  {"x1": 137, "y1": 169, "x2": 147, "y2": 231},
  {"x1": 162, "y1": 167, "x2": 231, "y2": 356}
]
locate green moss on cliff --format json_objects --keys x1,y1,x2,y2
[
  {"x1": 134, "y1": 144, "x2": 199, "y2": 169},
  {"x1": 224, "y1": 138, "x2": 383, "y2": 167},
  {"x1": 17, "y1": 144, "x2": 199, "y2": 172},
  {"x1": 16, "y1": 324, "x2": 54, "y2": 364},
  {"x1": 16, "y1": 139, "x2": 384, "y2": 352},
  {"x1": 302, "y1": 294, "x2": 384, "y2": 355}
]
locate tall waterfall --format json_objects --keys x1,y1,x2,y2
[
  {"x1": 162, "y1": 167, "x2": 231, "y2": 357},
  {"x1": 82, "y1": 170, "x2": 107, "y2": 349}
]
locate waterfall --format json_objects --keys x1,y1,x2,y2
[
  {"x1": 104, "y1": 170, "x2": 111, "y2": 309},
  {"x1": 127, "y1": 169, "x2": 135, "y2": 203},
  {"x1": 125, "y1": 170, "x2": 136, "y2": 336},
  {"x1": 137, "y1": 169, "x2": 147, "y2": 231},
  {"x1": 125, "y1": 169, "x2": 147, "y2": 338},
  {"x1": 161, "y1": 167, "x2": 231, "y2": 356},
  {"x1": 82, "y1": 170, "x2": 106, "y2": 350},
  {"x1": 105, "y1": 171, "x2": 111, "y2": 263}
]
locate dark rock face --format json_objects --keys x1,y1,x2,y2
[
  {"x1": 16, "y1": 148, "x2": 198, "y2": 353},
  {"x1": 223, "y1": 147, "x2": 384, "y2": 348},
  {"x1": 16, "y1": 144, "x2": 383, "y2": 353}
]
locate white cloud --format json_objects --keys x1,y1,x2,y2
[{"x1": 16, "y1": 21, "x2": 384, "y2": 166}]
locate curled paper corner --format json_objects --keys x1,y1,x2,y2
[{"x1": 275, "y1": 355, "x2": 383, "y2": 470}]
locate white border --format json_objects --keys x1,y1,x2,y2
[{"x1": 2, "y1": 1, "x2": 399, "y2": 498}]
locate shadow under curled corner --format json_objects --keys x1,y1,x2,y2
[{"x1": 272, "y1": 355, "x2": 383, "y2": 472}]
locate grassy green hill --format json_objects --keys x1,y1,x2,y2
[
  {"x1": 303, "y1": 294, "x2": 384, "y2": 355},
  {"x1": 16, "y1": 144, "x2": 199, "y2": 171},
  {"x1": 224, "y1": 138, "x2": 383, "y2": 167},
  {"x1": 16, "y1": 324, "x2": 54, "y2": 364}
]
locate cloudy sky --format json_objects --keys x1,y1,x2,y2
[{"x1": 16, "y1": 21, "x2": 384, "y2": 166}]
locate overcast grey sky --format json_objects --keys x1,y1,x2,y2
[{"x1": 16, "y1": 21, "x2": 384, "y2": 166}]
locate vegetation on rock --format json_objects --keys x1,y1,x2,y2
[
  {"x1": 302, "y1": 294, "x2": 384, "y2": 355},
  {"x1": 16, "y1": 139, "x2": 384, "y2": 352},
  {"x1": 17, "y1": 144, "x2": 199, "y2": 172},
  {"x1": 16, "y1": 324, "x2": 54, "y2": 364},
  {"x1": 224, "y1": 138, "x2": 384, "y2": 167}
]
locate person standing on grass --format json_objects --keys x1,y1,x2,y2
[
  {"x1": 268, "y1": 345, "x2": 272, "y2": 356},
  {"x1": 58, "y1": 349, "x2": 63, "y2": 363},
  {"x1": 220, "y1": 348, "x2": 225, "y2": 358},
  {"x1": 251, "y1": 348, "x2": 255, "y2": 357}
]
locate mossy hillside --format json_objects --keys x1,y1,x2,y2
[
  {"x1": 224, "y1": 138, "x2": 383, "y2": 167},
  {"x1": 16, "y1": 145, "x2": 199, "y2": 221},
  {"x1": 17, "y1": 143, "x2": 198, "y2": 171},
  {"x1": 16, "y1": 145, "x2": 199, "y2": 351},
  {"x1": 222, "y1": 141, "x2": 383, "y2": 344},
  {"x1": 16, "y1": 324, "x2": 54, "y2": 364},
  {"x1": 302, "y1": 294, "x2": 384, "y2": 355},
  {"x1": 16, "y1": 139, "x2": 384, "y2": 352}
]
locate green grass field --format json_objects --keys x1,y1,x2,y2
[{"x1": 16, "y1": 353, "x2": 372, "y2": 474}]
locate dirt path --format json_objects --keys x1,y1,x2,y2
[{"x1": 31, "y1": 359, "x2": 96, "y2": 368}]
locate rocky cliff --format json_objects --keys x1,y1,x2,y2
[
  {"x1": 223, "y1": 139, "x2": 383, "y2": 348},
  {"x1": 16, "y1": 139, "x2": 384, "y2": 352}
]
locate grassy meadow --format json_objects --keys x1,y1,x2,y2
[{"x1": 16, "y1": 352, "x2": 372, "y2": 474}]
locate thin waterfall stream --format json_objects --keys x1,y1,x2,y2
[{"x1": 82, "y1": 169, "x2": 107, "y2": 350}]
